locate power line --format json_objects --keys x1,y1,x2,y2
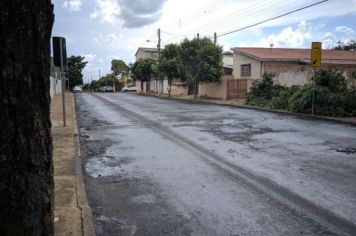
[
  {"x1": 217, "y1": 0, "x2": 328, "y2": 38},
  {"x1": 163, "y1": 0, "x2": 295, "y2": 43}
]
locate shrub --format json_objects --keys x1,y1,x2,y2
[
  {"x1": 269, "y1": 90, "x2": 290, "y2": 110},
  {"x1": 313, "y1": 68, "x2": 347, "y2": 93},
  {"x1": 345, "y1": 88, "x2": 356, "y2": 116},
  {"x1": 246, "y1": 69, "x2": 355, "y2": 117},
  {"x1": 246, "y1": 73, "x2": 286, "y2": 107}
]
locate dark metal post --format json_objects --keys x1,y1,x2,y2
[{"x1": 59, "y1": 39, "x2": 66, "y2": 127}]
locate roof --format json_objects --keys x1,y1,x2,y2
[
  {"x1": 135, "y1": 47, "x2": 159, "y2": 56},
  {"x1": 232, "y1": 47, "x2": 356, "y2": 65}
]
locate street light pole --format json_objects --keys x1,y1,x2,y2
[{"x1": 157, "y1": 28, "x2": 162, "y2": 95}]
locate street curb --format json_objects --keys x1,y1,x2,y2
[
  {"x1": 135, "y1": 92, "x2": 356, "y2": 126},
  {"x1": 72, "y1": 94, "x2": 96, "y2": 236}
]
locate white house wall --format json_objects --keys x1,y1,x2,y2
[{"x1": 233, "y1": 53, "x2": 262, "y2": 80}]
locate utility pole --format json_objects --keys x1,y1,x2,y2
[
  {"x1": 158, "y1": 28, "x2": 162, "y2": 95},
  {"x1": 90, "y1": 75, "x2": 93, "y2": 92},
  {"x1": 214, "y1": 32, "x2": 217, "y2": 44},
  {"x1": 197, "y1": 33, "x2": 199, "y2": 39}
]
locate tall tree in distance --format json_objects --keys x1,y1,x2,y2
[
  {"x1": 0, "y1": 0, "x2": 54, "y2": 235},
  {"x1": 131, "y1": 58, "x2": 157, "y2": 92},
  {"x1": 334, "y1": 40, "x2": 356, "y2": 51},
  {"x1": 67, "y1": 55, "x2": 88, "y2": 89},
  {"x1": 111, "y1": 59, "x2": 129, "y2": 76}
]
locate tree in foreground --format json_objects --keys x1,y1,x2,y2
[
  {"x1": 0, "y1": 0, "x2": 54, "y2": 235},
  {"x1": 159, "y1": 44, "x2": 183, "y2": 97},
  {"x1": 67, "y1": 55, "x2": 88, "y2": 89},
  {"x1": 131, "y1": 58, "x2": 157, "y2": 92},
  {"x1": 180, "y1": 38, "x2": 223, "y2": 97}
]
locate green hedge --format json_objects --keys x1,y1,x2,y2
[{"x1": 245, "y1": 70, "x2": 356, "y2": 117}]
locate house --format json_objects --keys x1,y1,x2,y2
[
  {"x1": 232, "y1": 47, "x2": 356, "y2": 89},
  {"x1": 222, "y1": 51, "x2": 233, "y2": 75},
  {"x1": 135, "y1": 47, "x2": 159, "y2": 61}
]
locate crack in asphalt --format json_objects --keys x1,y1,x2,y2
[{"x1": 90, "y1": 93, "x2": 356, "y2": 236}]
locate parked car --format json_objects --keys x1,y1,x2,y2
[
  {"x1": 100, "y1": 86, "x2": 114, "y2": 92},
  {"x1": 122, "y1": 85, "x2": 137, "y2": 92},
  {"x1": 73, "y1": 86, "x2": 82, "y2": 93}
]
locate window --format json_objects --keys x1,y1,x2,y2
[{"x1": 241, "y1": 64, "x2": 251, "y2": 77}]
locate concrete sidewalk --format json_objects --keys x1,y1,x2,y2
[
  {"x1": 51, "y1": 93, "x2": 95, "y2": 236},
  {"x1": 140, "y1": 93, "x2": 356, "y2": 126}
]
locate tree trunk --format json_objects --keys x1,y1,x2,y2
[
  {"x1": 141, "y1": 81, "x2": 143, "y2": 93},
  {"x1": 194, "y1": 78, "x2": 198, "y2": 98},
  {"x1": 168, "y1": 80, "x2": 172, "y2": 97},
  {"x1": 0, "y1": 0, "x2": 54, "y2": 235}
]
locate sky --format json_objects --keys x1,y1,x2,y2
[{"x1": 52, "y1": 0, "x2": 356, "y2": 83}]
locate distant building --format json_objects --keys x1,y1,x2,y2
[
  {"x1": 135, "y1": 47, "x2": 159, "y2": 61},
  {"x1": 222, "y1": 51, "x2": 233, "y2": 75},
  {"x1": 232, "y1": 47, "x2": 356, "y2": 88}
]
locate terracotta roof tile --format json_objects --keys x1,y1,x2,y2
[{"x1": 232, "y1": 47, "x2": 356, "y2": 62}]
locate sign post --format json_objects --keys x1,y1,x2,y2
[
  {"x1": 52, "y1": 37, "x2": 68, "y2": 127},
  {"x1": 311, "y1": 42, "x2": 322, "y2": 115}
]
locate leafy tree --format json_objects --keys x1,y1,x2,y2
[
  {"x1": 131, "y1": 58, "x2": 157, "y2": 92},
  {"x1": 67, "y1": 55, "x2": 88, "y2": 89},
  {"x1": 111, "y1": 59, "x2": 129, "y2": 76},
  {"x1": 0, "y1": 0, "x2": 54, "y2": 234},
  {"x1": 180, "y1": 37, "x2": 223, "y2": 97},
  {"x1": 159, "y1": 43, "x2": 183, "y2": 96},
  {"x1": 334, "y1": 40, "x2": 356, "y2": 51}
]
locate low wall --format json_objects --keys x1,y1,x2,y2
[
  {"x1": 50, "y1": 76, "x2": 62, "y2": 97},
  {"x1": 170, "y1": 79, "x2": 188, "y2": 96},
  {"x1": 198, "y1": 75, "x2": 233, "y2": 99}
]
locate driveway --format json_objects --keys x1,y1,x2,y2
[{"x1": 76, "y1": 92, "x2": 356, "y2": 236}]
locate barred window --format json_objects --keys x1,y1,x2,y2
[{"x1": 241, "y1": 64, "x2": 251, "y2": 77}]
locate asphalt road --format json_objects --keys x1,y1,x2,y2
[{"x1": 76, "y1": 92, "x2": 356, "y2": 236}]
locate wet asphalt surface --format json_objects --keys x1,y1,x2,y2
[{"x1": 76, "y1": 92, "x2": 356, "y2": 236}]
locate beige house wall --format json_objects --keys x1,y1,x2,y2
[
  {"x1": 233, "y1": 52, "x2": 356, "y2": 89},
  {"x1": 223, "y1": 54, "x2": 233, "y2": 67},
  {"x1": 233, "y1": 53, "x2": 262, "y2": 80},
  {"x1": 135, "y1": 48, "x2": 159, "y2": 61},
  {"x1": 264, "y1": 62, "x2": 356, "y2": 87},
  {"x1": 263, "y1": 62, "x2": 312, "y2": 86},
  {"x1": 198, "y1": 76, "x2": 233, "y2": 99}
]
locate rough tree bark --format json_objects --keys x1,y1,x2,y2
[{"x1": 0, "y1": 0, "x2": 54, "y2": 235}]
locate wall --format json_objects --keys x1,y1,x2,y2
[
  {"x1": 198, "y1": 76, "x2": 232, "y2": 99},
  {"x1": 263, "y1": 62, "x2": 312, "y2": 86},
  {"x1": 136, "y1": 81, "x2": 143, "y2": 93},
  {"x1": 264, "y1": 62, "x2": 356, "y2": 87},
  {"x1": 233, "y1": 53, "x2": 262, "y2": 80},
  {"x1": 50, "y1": 76, "x2": 62, "y2": 97},
  {"x1": 170, "y1": 79, "x2": 188, "y2": 96},
  {"x1": 223, "y1": 54, "x2": 233, "y2": 67}
]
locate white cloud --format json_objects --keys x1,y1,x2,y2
[
  {"x1": 335, "y1": 26, "x2": 355, "y2": 36},
  {"x1": 63, "y1": 0, "x2": 82, "y2": 12},
  {"x1": 83, "y1": 54, "x2": 96, "y2": 62},
  {"x1": 321, "y1": 32, "x2": 337, "y2": 49},
  {"x1": 256, "y1": 21, "x2": 312, "y2": 48},
  {"x1": 106, "y1": 33, "x2": 118, "y2": 42},
  {"x1": 90, "y1": 0, "x2": 121, "y2": 25}
]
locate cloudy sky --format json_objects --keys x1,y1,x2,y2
[{"x1": 52, "y1": 0, "x2": 356, "y2": 83}]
